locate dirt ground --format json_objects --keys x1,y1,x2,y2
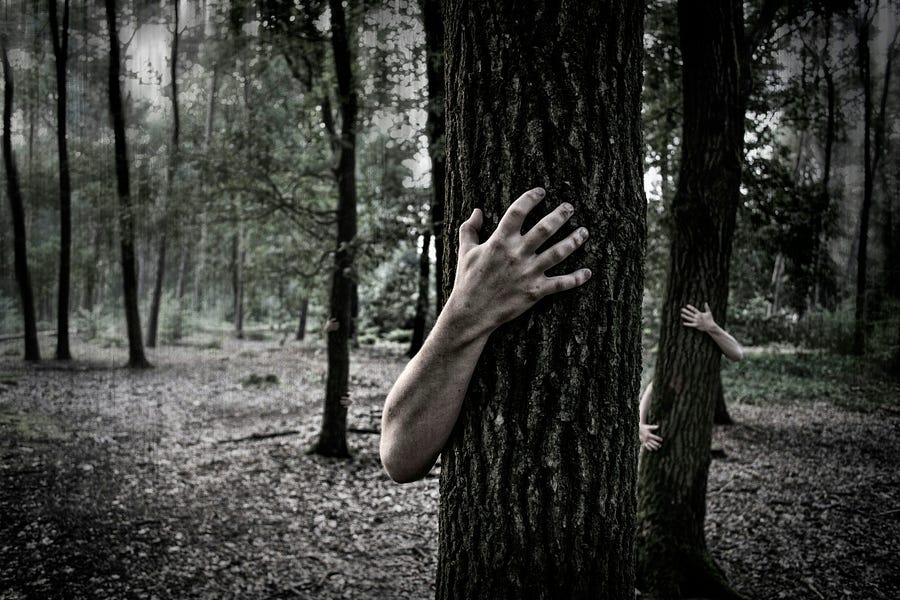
[{"x1": 1, "y1": 336, "x2": 898, "y2": 599}]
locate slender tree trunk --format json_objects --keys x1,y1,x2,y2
[
  {"x1": 437, "y1": 2, "x2": 644, "y2": 597},
  {"x1": 296, "y1": 296, "x2": 308, "y2": 341},
  {"x1": 311, "y1": 0, "x2": 358, "y2": 459},
  {"x1": 407, "y1": 229, "x2": 431, "y2": 357},
  {"x1": 105, "y1": 0, "x2": 150, "y2": 368},
  {"x1": 146, "y1": 230, "x2": 167, "y2": 347},
  {"x1": 770, "y1": 252, "x2": 785, "y2": 316},
  {"x1": 233, "y1": 224, "x2": 245, "y2": 339},
  {"x1": 420, "y1": 0, "x2": 445, "y2": 314},
  {"x1": 853, "y1": 9, "x2": 874, "y2": 356},
  {"x1": 50, "y1": 0, "x2": 72, "y2": 360},
  {"x1": 147, "y1": 1, "x2": 181, "y2": 348},
  {"x1": 636, "y1": 1, "x2": 746, "y2": 597},
  {"x1": 175, "y1": 246, "x2": 187, "y2": 301},
  {"x1": 1, "y1": 35, "x2": 40, "y2": 361},
  {"x1": 812, "y1": 19, "x2": 836, "y2": 310},
  {"x1": 194, "y1": 64, "x2": 218, "y2": 312}
]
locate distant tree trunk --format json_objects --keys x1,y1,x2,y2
[
  {"x1": 407, "y1": 229, "x2": 431, "y2": 357},
  {"x1": 1, "y1": 35, "x2": 40, "y2": 362},
  {"x1": 769, "y1": 252, "x2": 785, "y2": 316},
  {"x1": 437, "y1": 2, "x2": 644, "y2": 597},
  {"x1": 233, "y1": 224, "x2": 245, "y2": 339},
  {"x1": 50, "y1": 0, "x2": 72, "y2": 360},
  {"x1": 194, "y1": 63, "x2": 218, "y2": 312},
  {"x1": 420, "y1": 0, "x2": 445, "y2": 314},
  {"x1": 83, "y1": 225, "x2": 100, "y2": 311},
  {"x1": 312, "y1": 0, "x2": 357, "y2": 459},
  {"x1": 105, "y1": 0, "x2": 150, "y2": 368},
  {"x1": 636, "y1": 1, "x2": 746, "y2": 597},
  {"x1": 147, "y1": 0, "x2": 181, "y2": 348},
  {"x1": 296, "y1": 296, "x2": 309, "y2": 341},
  {"x1": 812, "y1": 17, "x2": 836, "y2": 310},
  {"x1": 175, "y1": 247, "x2": 187, "y2": 301},
  {"x1": 853, "y1": 10, "x2": 873, "y2": 356}
]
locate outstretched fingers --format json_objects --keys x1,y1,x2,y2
[
  {"x1": 496, "y1": 187, "x2": 546, "y2": 238},
  {"x1": 535, "y1": 226, "x2": 589, "y2": 271},
  {"x1": 523, "y1": 201, "x2": 574, "y2": 252},
  {"x1": 540, "y1": 267, "x2": 592, "y2": 298}
]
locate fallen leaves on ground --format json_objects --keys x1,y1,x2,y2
[{"x1": 1, "y1": 338, "x2": 897, "y2": 599}]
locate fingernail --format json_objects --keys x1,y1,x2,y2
[
  {"x1": 580, "y1": 227, "x2": 589, "y2": 240},
  {"x1": 535, "y1": 187, "x2": 546, "y2": 198},
  {"x1": 583, "y1": 268, "x2": 592, "y2": 280},
  {"x1": 561, "y1": 202, "x2": 574, "y2": 214}
]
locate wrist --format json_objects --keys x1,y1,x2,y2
[{"x1": 438, "y1": 290, "x2": 495, "y2": 347}]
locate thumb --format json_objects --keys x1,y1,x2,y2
[
  {"x1": 646, "y1": 424, "x2": 659, "y2": 430},
  {"x1": 458, "y1": 208, "x2": 483, "y2": 259},
  {"x1": 703, "y1": 302, "x2": 711, "y2": 313}
]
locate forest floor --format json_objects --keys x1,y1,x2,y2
[{"x1": 1, "y1": 332, "x2": 898, "y2": 600}]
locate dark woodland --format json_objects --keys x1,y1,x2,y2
[{"x1": 1, "y1": 1, "x2": 898, "y2": 599}]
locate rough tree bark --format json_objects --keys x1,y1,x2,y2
[
  {"x1": 105, "y1": 0, "x2": 150, "y2": 369},
  {"x1": 437, "y1": 2, "x2": 645, "y2": 597},
  {"x1": 311, "y1": 0, "x2": 358, "y2": 459},
  {"x1": 1, "y1": 35, "x2": 40, "y2": 362},
  {"x1": 407, "y1": 229, "x2": 431, "y2": 357},
  {"x1": 420, "y1": 0, "x2": 445, "y2": 314},
  {"x1": 636, "y1": 1, "x2": 746, "y2": 598},
  {"x1": 49, "y1": 0, "x2": 72, "y2": 360}
]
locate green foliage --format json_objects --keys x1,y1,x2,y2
[
  {"x1": 0, "y1": 297, "x2": 19, "y2": 335},
  {"x1": 722, "y1": 350, "x2": 899, "y2": 413}
]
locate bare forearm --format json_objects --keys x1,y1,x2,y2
[
  {"x1": 707, "y1": 324, "x2": 743, "y2": 361},
  {"x1": 639, "y1": 381, "x2": 653, "y2": 425},
  {"x1": 380, "y1": 298, "x2": 490, "y2": 483}
]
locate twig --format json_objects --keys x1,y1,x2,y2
[
  {"x1": 348, "y1": 427, "x2": 380, "y2": 435},
  {"x1": 804, "y1": 580, "x2": 826, "y2": 600},
  {"x1": 217, "y1": 430, "x2": 301, "y2": 444},
  {"x1": 873, "y1": 508, "x2": 900, "y2": 518}
]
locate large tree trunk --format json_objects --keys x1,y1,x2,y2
[
  {"x1": 105, "y1": 0, "x2": 150, "y2": 369},
  {"x1": 407, "y1": 230, "x2": 430, "y2": 357},
  {"x1": 636, "y1": 1, "x2": 746, "y2": 598},
  {"x1": 2, "y1": 35, "x2": 40, "y2": 362},
  {"x1": 50, "y1": 0, "x2": 72, "y2": 360},
  {"x1": 311, "y1": 0, "x2": 358, "y2": 459},
  {"x1": 437, "y1": 2, "x2": 645, "y2": 597},
  {"x1": 420, "y1": 0, "x2": 445, "y2": 314}
]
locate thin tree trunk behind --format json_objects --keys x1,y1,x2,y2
[
  {"x1": 296, "y1": 296, "x2": 308, "y2": 341},
  {"x1": 1, "y1": 35, "x2": 40, "y2": 361},
  {"x1": 105, "y1": 0, "x2": 150, "y2": 368},
  {"x1": 420, "y1": 0, "x2": 445, "y2": 314},
  {"x1": 407, "y1": 229, "x2": 430, "y2": 357},
  {"x1": 147, "y1": 1, "x2": 180, "y2": 348},
  {"x1": 853, "y1": 10, "x2": 874, "y2": 356},
  {"x1": 636, "y1": 1, "x2": 745, "y2": 597},
  {"x1": 233, "y1": 224, "x2": 245, "y2": 339},
  {"x1": 50, "y1": 0, "x2": 72, "y2": 360},
  {"x1": 312, "y1": 0, "x2": 357, "y2": 459},
  {"x1": 437, "y1": 2, "x2": 645, "y2": 597},
  {"x1": 194, "y1": 64, "x2": 218, "y2": 312}
]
